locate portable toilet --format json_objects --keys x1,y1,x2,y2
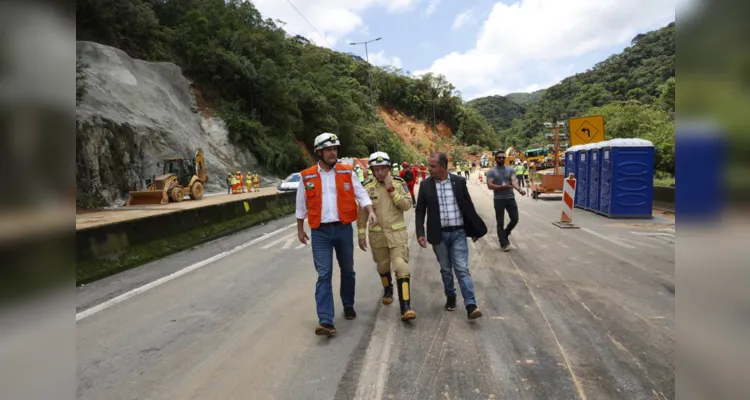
[
  {"x1": 598, "y1": 139, "x2": 655, "y2": 218},
  {"x1": 564, "y1": 145, "x2": 579, "y2": 178},
  {"x1": 564, "y1": 145, "x2": 580, "y2": 203},
  {"x1": 575, "y1": 144, "x2": 592, "y2": 209},
  {"x1": 586, "y1": 141, "x2": 607, "y2": 212}
]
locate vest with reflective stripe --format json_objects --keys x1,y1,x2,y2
[{"x1": 301, "y1": 163, "x2": 358, "y2": 229}]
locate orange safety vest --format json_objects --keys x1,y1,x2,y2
[{"x1": 301, "y1": 163, "x2": 358, "y2": 229}]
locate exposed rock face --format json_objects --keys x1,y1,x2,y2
[{"x1": 76, "y1": 41, "x2": 276, "y2": 207}]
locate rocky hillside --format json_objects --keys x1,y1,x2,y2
[{"x1": 76, "y1": 41, "x2": 275, "y2": 208}]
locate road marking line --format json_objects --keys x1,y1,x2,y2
[
  {"x1": 282, "y1": 238, "x2": 293, "y2": 249},
  {"x1": 76, "y1": 222, "x2": 298, "y2": 322},
  {"x1": 261, "y1": 231, "x2": 296, "y2": 249},
  {"x1": 353, "y1": 302, "x2": 396, "y2": 400},
  {"x1": 580, "y1": 228, "x2": 635, "y2": 249},
  {"x1": 510, "y1": 259, "x2": 587, "y2": 400},
  {"x1": 295, "y1": 243, "x2": 306, "y2": 250}
]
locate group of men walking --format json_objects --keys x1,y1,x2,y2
[{"x1": 295, "y1": 133, "x2": 525, "y2": 336}]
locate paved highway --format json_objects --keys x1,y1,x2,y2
[{"x1": 77, "y1": 178, "x2": 674, "y2": 400}]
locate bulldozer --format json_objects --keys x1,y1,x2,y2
[{"x1": 126, "y1": 148, "x2": 209, "y2": 206}]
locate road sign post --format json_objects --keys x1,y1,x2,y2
[
  {"x1": 552, "y1": 174, "x2": 580, "y2": 229},
  {"x1": 569, "y1": 115, "x2": 605, "y2": 147}
]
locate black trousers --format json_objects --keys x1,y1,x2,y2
[{"x1": 494, "y1": 198, "x2": 519, "y2": 246}]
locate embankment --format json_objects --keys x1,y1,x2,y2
[{"x1": 76, "y1": 192, "x2": 296, "y2": 284}]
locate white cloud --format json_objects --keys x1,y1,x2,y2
[
  {"x1": 451, "y1": 9, "x2": 474, "y2": 30},
  {"x1": 369, "y1": 50, "x2": 403, "y2": 68},
  {"x1": 424, "y1": 0, "x2": 440, "y2": 16},
  {"x1": 417, "y1": 0, "x2": 676, "y2": 97},
  {"x1": 251, "y1": 0, "x2": 422, "y2": 48}
]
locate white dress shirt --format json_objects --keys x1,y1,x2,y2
[{"x1": 296, "y1": 162, "x2": 372, "y2": 222}]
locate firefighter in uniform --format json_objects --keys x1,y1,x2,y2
[
  {"x1": 253, "y1": 173, "x2": 261, "y2": 192},
  {"x1": 358, "y1": 151, "x2": 416, "y2": 321},
  {"x1": 251, "y1": 171, "x2": 253, "y2": 193}
]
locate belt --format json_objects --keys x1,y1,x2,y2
[
  {"x1": 318, "y1": 221, "x2": 344, "y2": 228},
  {"x1": 441, "y1": 225, "x2": 464, "y2": 232}
]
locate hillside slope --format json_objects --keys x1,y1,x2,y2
[
  {"x1": 469, "y1": 22, "x2": 675, "y2": 173},
  {"x1": 378, "y1": 107, "x2": 451, "y2": 157},
  {"x1": 467, "y1": 96, "x2": 526, "y2": 132},
  {"x1": 75, "y1": 41, "x2": 273, "y2": 207},
  {"x1": 76, "y1": 0, "x2": 498, "y2": 180}
]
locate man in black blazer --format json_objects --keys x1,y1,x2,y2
[{"x1": 416, "y1": 152, "x2": 487, "y2": 319}]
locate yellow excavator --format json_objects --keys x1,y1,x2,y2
[{"x1": 126, "y1": 148, "x2": 209, "y2": 206}]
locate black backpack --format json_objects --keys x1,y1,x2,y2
[{"x1": 404, "y1": 168, "x2": 413, "y2": 181}]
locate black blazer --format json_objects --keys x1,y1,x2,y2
[{"x1": 415, "y1": 174, "x2": 487, "y2": 245}]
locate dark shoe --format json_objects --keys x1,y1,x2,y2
[
  {"x1": 380, "y1": 273, "x2": 394, "y2": 305},
  {"x1": 501, "y1": 244, "x2": 510, "y2": 252},
  {"x1": 467, "y1": 304, "x2": 482, "y2": 319},
  {"x1": 444, "y1": 295, "x2": 457, "y2": 311},
  {"x1": 344, "y1": 306, "x2": 357, "y2": 320},
  {"x1": 397, "y1": 277, "x2": 417, "y2": 321},
  {"x1": 315, "y1": 323, "x2": 337, "y2": 336}
]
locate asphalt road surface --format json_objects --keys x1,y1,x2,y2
[{"x1": 77, "y1": 178, "x2": 675, "y2": 400}]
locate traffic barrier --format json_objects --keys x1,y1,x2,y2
[{"x1": 552, "y1": 174, "x2": 579, "y2": 229}]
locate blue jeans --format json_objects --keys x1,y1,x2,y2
[
  {"x1": 431, "y1": 229, "x2": 477, "y2": 307},
  {"x1": 311, "y1": 223, "x2": 355, "y2": 325}
]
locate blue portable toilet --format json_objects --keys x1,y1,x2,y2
[
  {"x1": 575, "y1": 144, "x2": 592, "y2": 209},
  {"x1": 598, "y1": 139, "x2": 655, "y2": 219},
  {"x1": 586, "y1": 141, "x2": 607, "y2": 212},
  {"x1": 564, "y1": 145, "x2": 581, "y2": 201}
]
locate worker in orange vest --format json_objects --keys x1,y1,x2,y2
[{"x1": 296, "y1": 132, "x2": 377, "y2": 337}]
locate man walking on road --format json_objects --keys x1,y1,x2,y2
[
  {"x1": 486, "y1": 150, "x2": 526, "y2": 252},
  {"x1": 296, "y1": 133, "x2": 378, "y2": 337},
  {"x1": 415, "y1": 152, "x2": 487, "y2": 319},
  {"x1": 358, "y1": 152, "x2": 417, "y2": 321}
]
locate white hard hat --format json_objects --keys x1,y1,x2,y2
[
  {"x1": 313, "y1": 132, "x2": 341, "y2": 151},
  {"x1": 368, "y1": 152, "x2": 391, "y2": 167}
]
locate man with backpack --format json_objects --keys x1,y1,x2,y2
[{"x1": 399, "y1": 162, "x2": 417, "y2": 206}]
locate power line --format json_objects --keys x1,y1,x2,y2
[{"x1": 284, "y1": 0, "x2": 335, "y2": 48}]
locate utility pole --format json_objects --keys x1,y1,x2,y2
[
  {"x1": 350, "y1": 37, "x2": 382, "y2": 151},
  {"x1": 433, "y1": 98, "x2": 438, "y2": 152}
]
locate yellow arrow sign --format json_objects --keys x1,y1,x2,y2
[{"x1": 569, "y1": 115, "x2": 605, "y2": 146}]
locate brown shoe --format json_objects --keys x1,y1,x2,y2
[
  {"x1": 314, "y1": 323, "x2": 337, "y2": 336},
  {"x1": 467, "y1": 305, "x2": 482, "y2": 319}
]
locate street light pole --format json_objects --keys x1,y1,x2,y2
[{"x1": 350, "y1": 37, "x2": 382, "y2": 151}]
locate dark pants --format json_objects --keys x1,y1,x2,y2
[
  {"x1": 516, "y1": 174, "x2": 524, "y2": 188},
  {"x1": 311, "y1": 223, "x2": 355, "y2": 326},
  {"x1": 494, "y1": 198, "x2": 519, "y2": 246}
]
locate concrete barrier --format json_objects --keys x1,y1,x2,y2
[
  {"x1": 653, "y1": 186, "x2": 675, "y2": 212},
  {"x1": 76, "y1": 192, "x2": 297, "y2": 284}
]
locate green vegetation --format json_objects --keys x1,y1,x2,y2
[
  {"x1": 470, "y1": 23, "x2": 675, "y2": 175},
  {"x1": 505, "y1": 90, "x2": 546, "y2": 106},
  {"x1": 77, "y1": 197, "x2": 297, "y2": 284},
  {"x1": 76, "y1": 0, "x2": 498, "y2": 175}
]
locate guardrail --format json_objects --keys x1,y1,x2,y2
[{"x1": 76, "y1": 192, "x2": 297, "y2": 284}]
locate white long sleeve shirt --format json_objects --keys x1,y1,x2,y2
[{"x1": 295, "y1": 163, "x2": 372, "y2": 223}]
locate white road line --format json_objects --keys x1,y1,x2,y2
[
  {"x1": 282, "y1": 238, "x2": 293, "y2": 249},
  {"x1": 261, "y1": 231, "x2": 296, "y2": 249},
  {"x1": 76, "y1": 223, "x2": 298, "y2": 322},
  {"x1": 352, "y1": 302, "x2": 397, "y2": 400},
  {"x1": 580, "y1": 227, "x2": 636, "y2": 249},
  {"x1": 295, "y1": 243, "x2": 306, "y2": 250}
]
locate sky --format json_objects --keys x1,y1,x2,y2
[{"x1": 250, "y1": 0, "x2": 681, "y2": 100}]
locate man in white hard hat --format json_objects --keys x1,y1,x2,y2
[
  {"x1": 358, "y1": 151, "x2": 416, "y2": 321},
  {"x1": 296, "y1": 133, "x2": 377, "y2": 337}
]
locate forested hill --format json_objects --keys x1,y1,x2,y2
[
  {"x1": 76, "y1": 0, "x2": 497, "y2": 175},
  {"x1": 469, "y1": 22, "x2": 675, "y2": 174}
]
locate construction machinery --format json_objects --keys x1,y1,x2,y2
[
  {"x1": 126, "y1": 148, "x2": 209, "y2": 206},
  {"x1": 504, "y1": 146, "x2": 526, "y2": 166}
]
